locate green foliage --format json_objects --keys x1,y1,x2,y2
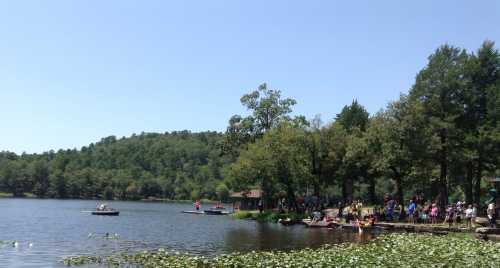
[
  {"x1": 0, "y1": 131, "x2": 230, "y2": 200},
  {"x1": 232, "y1": 210, "x2": 305, "y2": 223},
  {"x1": 63, "y1": 233, "x2": 500, "y2": 267},
  {"x1": 336, "y1": 99, "x2": 370, "y2": 132}
]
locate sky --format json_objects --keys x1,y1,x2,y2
[{"x1": 0, "y1": 1, "x2": 499, "y2": 154}]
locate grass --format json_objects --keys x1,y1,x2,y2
[
  {"x1": 0, "y1": 192, "x2": 36, "y2": 198},
  {"x1": 63, "y1": 233, "x2": 500, "y2": 267}
]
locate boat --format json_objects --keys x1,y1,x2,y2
[
  {"x1": 302, "y1": 219, "x2": 339, "y2": 228},
  {"x1": 204, "y1": 209, "x2": 231, "y2": 215},
  {"x1": 182, "y1": 210, "x2": 205, "y2": 214},
  {"x1": 91, "y1": 210, "x2": 119, "y2": 216},
  {"x1": 278, "y1": 218, "x2": 295, "y2": 226},
  {"x1": 91, "y1": 203, "x2": 119, "y2": 216}
]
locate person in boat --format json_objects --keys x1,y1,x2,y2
[
  {"x1": 194, "y1": 200, "x2": 201, "y2": 211},
  {"x1": 356, "y1": 200, "x2": 363, "y2": 220},
  {"x1": 215, "y1": 202, "x2": 224, "y2": 209},
  {"x1": 351, "y1": 201, "x2": 358, "y2": 220},
  {"x1": 312, "y1": 210, "x2": 322, "y2": 222},
  {"x1": 97, "y1": 203, "x2": 107, "y2": 211},
  {"x1": 367, "y1": 214, "x2": 376, "y2": 226}
]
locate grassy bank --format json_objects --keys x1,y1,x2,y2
[
  {"x1": 232, "y1": 210, "x2": 305, "y2": 223},
  {"x1": 63, "y1": 233, "x2": 500, "y2": 267},
  {"x1": 0, "y1": 192, "x2": 36, "y2": 198}
]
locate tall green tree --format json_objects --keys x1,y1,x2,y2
[
  {"x1": 409, "y1": 45, "x2": 469, "y2": 209},
  {"x1": 240, "y1": 83, "x2": 297, "y2": 134},
  {"x1": 335, "y1": 100, "x2": 369, "y2": 132},
  {"x1": 460, "y1": 40, "x2": 500, "y2": 204},
  {"x1": 229, "y1": 122, "x2": 311, "y2": 210},
  {"x1": 330, "y1": 100, "x2": 370, "y2": 201},
  {"x1": 30, "y1": 159, "x2": 50, "y2": 197}
]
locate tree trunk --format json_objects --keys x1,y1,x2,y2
[
  {"x1": 286, "y1": 187, "x2": 297, "y2": 212},
  {"x1": 342, "y1": 177, "x2": 353, "y2": 203},
  {"x1": 473, "y1": 160, "x2": 482, "y2": 205},
  {"x1": 368, "y1": 176, "x2": 376, "y2": 204},
  {"x1": 261, "y1": 177, "x2": 272, "y2": 209},
  {"x1": 438, "y1": 131, "x2": 448, "y2": 212},
  {"x1": 390, "y1": 167, "x2": 404, "y2": 205},
  {"x1": 465, "y1": 162, "x2": 474, "y2": 205}
]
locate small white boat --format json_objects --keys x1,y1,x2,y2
[{"x1": 182, "y1": 210, "x2": 205, "y2": 214}]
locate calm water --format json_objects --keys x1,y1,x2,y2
[{"x1": 0, "y1": 199, "x2": 375, "y2": 267}]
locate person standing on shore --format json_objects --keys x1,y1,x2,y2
[
  {"x1": 407, "y1": 199, "x2": 416, "y2": 224},
  {"x1": 258, "y1": 199, "x2": 263, "y2": 214},
  {"x1": 487, "y1": 203, "x2": 497, "y2": 228},
  {"x1": 430, "y1": 203, "x2": 438, "y2": 224},
  {"x1": 471, "y1": 204, "x2": 478, "y2": 228},
  {"x1": 465, "y1": 205, "x2": 473, "y2": 229}
]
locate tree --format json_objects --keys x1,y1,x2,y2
[
  {"x1": 220, "y1": 115, "x2": 256, "y2": 160},
  {"x1": 47, "y1": 170, "x2": 67, "y2": 198},
  {"x1": 240, "y1": 83, "x2": 297, "y2": 134},
  {"x1": 0, "y1": 160, "x2": 31, "y2": 197},
  {"x1": 366, "y1": 97, "x2": 432, "y2": 205},
  {"x1": 229, "y1": 122, "x2": 311, "y2": 210},
  {"x1": 409, "y1": 44, "x2": 469, "y2": 210},
  {"x1": 335, "y1": 100, "x2": 369, "y2": 132},
  {"x1": 30, "y1": 159, "x2": 50, "y2": 197},
  {"x1": 328, "y1": 100, "x2": 370, "y2": 202},
  {"x1": 321, "y1": 122, "x2": 349, "y2": 200},
  {"x1": 459, "y1": 40, "x2": 500, "y2": 204}
]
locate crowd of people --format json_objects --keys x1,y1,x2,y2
[{"x1": 333, "y1": 193, "x2": 497, "y2": 228}]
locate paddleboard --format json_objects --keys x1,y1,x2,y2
[{"x1": 182, "y1": 210, "x2": 205, "y2": 214}]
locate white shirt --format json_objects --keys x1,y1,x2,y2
[{"x1": 465, "y1": 208, "x2": 473, "y2": 218}]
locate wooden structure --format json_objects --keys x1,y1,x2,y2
[{"x1": 230, "y1": 189, "x2": 262, "y2": 210}]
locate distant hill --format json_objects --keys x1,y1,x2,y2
[{"x1": 0, "y1": 131, "x2": 231, "y2": 201}]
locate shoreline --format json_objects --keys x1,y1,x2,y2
[{"x1": 0, "y1": 193, "x2": 222, "y2": 204}]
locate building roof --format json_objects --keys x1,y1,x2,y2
[{"x1": 230, "y1": 189, "x2": 262, "y2": 199}]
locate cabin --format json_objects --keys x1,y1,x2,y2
[{"x1": 230, "y1": 189, "x2": 262, "y2": 210}]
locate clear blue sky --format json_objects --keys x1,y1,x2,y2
[{"x1": 1, "y1": 1, "x2": 499, "y2": 154}]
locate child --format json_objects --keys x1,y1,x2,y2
[
  {"x1": 443, "y1": 205, "x2": 455, "y2": 227},
  {"x1": 430, "y1": 203, "x2": 438, "y2": 224},
  {"x1": 420, "y1": 207, "x2": 429, "y2": 224}
]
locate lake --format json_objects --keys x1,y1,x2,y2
[{"x1": 0, "y1": 199, "x2": 375, "y2": 267}]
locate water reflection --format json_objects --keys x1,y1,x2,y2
[{"x1": 224, "y1": 223, "x2": 375, "y2": 252}]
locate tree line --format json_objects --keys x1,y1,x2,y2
[
  {"x1": 1, "y1": 41, "x2": 499, "y2": 209},
  {"x1": 0, "y1": 131, "x2": 232, "y2": 200},
  {"x1": 226, "y1": 41, "x2": 499, "y2": 211}
]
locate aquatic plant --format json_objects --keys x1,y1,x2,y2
[
  {"x1": 63, "y1": 233, "x2": 500, "y2": 267},
  {"x1": 232, "y1": 210, "x2": 304, "y2": 223}
]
